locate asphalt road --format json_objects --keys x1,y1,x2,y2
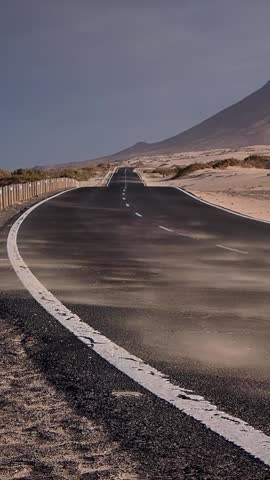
[{"x1": 1, "y1": 167, "x2": 270, "y2": 479}]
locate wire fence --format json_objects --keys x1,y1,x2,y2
[{"x1": 0, "y1": 177, "x2": 79, "y2": 211}]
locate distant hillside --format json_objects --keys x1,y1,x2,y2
[
  {"x1": 44, "y1": 80, "x2": 270, "y2": 168},
  {"x1": 37, "y1": 142, "x2": 151, "y2": 170},
  {"x1": 152, "y1": 80, "x2": 270, "y2": 153}
]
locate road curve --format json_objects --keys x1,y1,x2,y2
[{"x1": 1, "y1": 167, "x2": 270, "y2": 479}]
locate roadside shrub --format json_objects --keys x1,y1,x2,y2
[
  {"x1": 0, "y1": 169, "x2": 10, "y2": 179},
  {"x1": 212, "y1": 158, "x2": 241, "y2": 169},
  {"x1": 242, "y1": 155, "x2": 270, "y2": 168},
  {"x1": 0, "y1": 165, "x2": 110, "y2": 187},
  {"x1": 172, "y1": 162, "x2": 211, "y2": 179},
  {"x1": 172, "y1": 155, "x2": 270, "y2": 179}
]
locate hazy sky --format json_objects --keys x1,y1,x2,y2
[{"x1": 1, "y1": 0, "x2": 270, "y2": 169}]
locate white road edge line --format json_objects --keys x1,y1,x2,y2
[
  {"x1": 159, "y1": 225, "x2": 174, "y2": 233},
  {"x1": 7, "y1": 191, "x2": 270, "y2": 467},
  {"x1": 106, "y1": 167, "x2": 118, "y2": 187},
  {"x1": 135, "y1": 169, "x2": 146, "y2": 186},
  {"x1": 135, "y1": 212, "x2": 143, "y2": 217},
  {"x1": 173, "y1": 186, "x2": 270, "y2": 225},
  {"x1": 216, "y1": 244, "x2": 248, "y2": 255}
]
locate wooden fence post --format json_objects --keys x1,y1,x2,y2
[{"x1": 0, "y1": 177, "x2": 79, "y2": 212}]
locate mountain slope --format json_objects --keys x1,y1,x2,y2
[
  {"x1": 153, "y1": 80, "x2": 270, "y2": 153},
  {"x1": 92, "y1": 79, "x2": 270, "y2": 162},
  {"x1": 45, "y1": 79, "x2": 270, "y2": 169},
  {"x1": 39, "y1": 142, "x2": 151, "y2": 169}
]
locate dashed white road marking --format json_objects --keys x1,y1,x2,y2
[
  {"x1": 156, "y1": 223, "x2": 248, "y2": 252},
  {"x1": 7, "y1": 188, "x2": 270, "y2": 468},
  {"x1": 175, "y1": 231, "x2": 198, "y2": 240},
  {"x1": 158, "y1": 225, "x2": 174, "y2": 233},
  {"x1": 126, "y1": 203, "x2": 130, "y2": 207},
  {"x1": 135, "y1": 212, "x2": 143, "y2": 218},
  {"x1": 216, "y1": 244, "x2": 248, "y2": 255}
]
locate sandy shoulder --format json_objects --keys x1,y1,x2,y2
[
  {"x1": 138, "y1": 166, "x2": 270, "y2": 222},
  {"x1": 0, "y1": 319, "x2": 139, "y2": 480}
]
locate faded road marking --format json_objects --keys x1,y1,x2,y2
[
  {"x1": 216, "y1": 244, "x2": 248, "y2": 255},
  {"x1": 158, "y1": 225, "x2": 174, "y2": 233}
]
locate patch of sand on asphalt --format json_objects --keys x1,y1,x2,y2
[{"x1": 0, "y1": 319, "x2": 140, "y2": 480}]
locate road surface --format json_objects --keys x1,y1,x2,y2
[{"x1": 1, "y1": 167, "x2": 270, "y2": 479}]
